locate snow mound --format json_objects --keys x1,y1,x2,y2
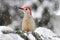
[
  {"x1": 0, "y1": 26, "x2": 14, "y2": 31},
  {"x1": 35, "y1": 27, "x2": 60, "y2": 40},
  {"x1": 0, "y1": 34, "x2": 24, "y2": 40},
  {"x1": 0, "y1": 27, "x2": 60, "y2": 40}
]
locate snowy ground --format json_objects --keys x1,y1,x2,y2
[{"x1": 0, "y1": 26, "x2": 60, "y2": 40}]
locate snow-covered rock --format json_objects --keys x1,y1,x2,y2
[
  {"x1": 0, "y1": 27, "x2": 60, "y2": 40},
  {"x1": 35, "y1": 27, "x2": 60, "y2": 40},
  {"x1": 0, "y1": 34, "x2": 24, "y2": 40},
  {"x1": 0, "y1": 26, "x2": 14, "y2": 31},
  {"x1": 27, "y1": 33, "x2": 36, "y2": 40},
  {"x1": 35, "y1": 27, "x2": 57, "y2": 37}
]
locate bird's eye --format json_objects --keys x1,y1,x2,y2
[{"x1": 25, "y1": 9, "x2": 27, "y2": 10}]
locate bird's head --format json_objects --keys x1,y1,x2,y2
[{"x1": 19, "y1": 6, "x2": 32, "y2": 15}]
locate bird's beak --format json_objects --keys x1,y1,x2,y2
[{"x1": 18, "y1": 7, "x2": 24, "y2": 10}]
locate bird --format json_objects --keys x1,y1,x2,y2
[{"x1": 18, "y1": 6, "x2": 36, "y2": 33}]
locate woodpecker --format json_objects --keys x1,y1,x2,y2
[{"x1": 19, "y1": 6, "x2": 36, "y2": 33}]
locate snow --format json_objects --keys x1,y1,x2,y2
[
  {"x1": 28, "y1": 33, "x2": 36, "y2": 40},
  {"x1": 0, "y1": 34, "x2": 14, "y2": 40},
  {"x1": 50, "y1": 15, "x2": 60, "y2": 36},
  {"x1": 35, "y1": 27, "x2": 60, "y2": 40},
  {"x1": 35, "y1": 27, "x2": 57, "y2": 37},
  {"x1": 9, "y1": 33, "x2": 24, "y2": 40},
  {"x1": 0, "y1": 26, "x2": 14, "y2": 31},
  {"x1": 0, "y1": 34, "x2": 24, "y2": 40},
  {"x1": 0, "y1": 31, "x2": 3, "y2": 34},
  {"x1": 0, "y1": 26, "x2": 60, "y2": 40},
  {"x1": 56, "y1": 8, "x2": 60, "y2": 15}
]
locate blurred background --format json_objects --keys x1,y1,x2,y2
[{"x1": 0, "y1": 0, "x2": 60, "y2": 36}]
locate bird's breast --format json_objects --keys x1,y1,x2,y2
[{"x1": 22, "y1": 17, "x2": 35, "y2": 32}]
